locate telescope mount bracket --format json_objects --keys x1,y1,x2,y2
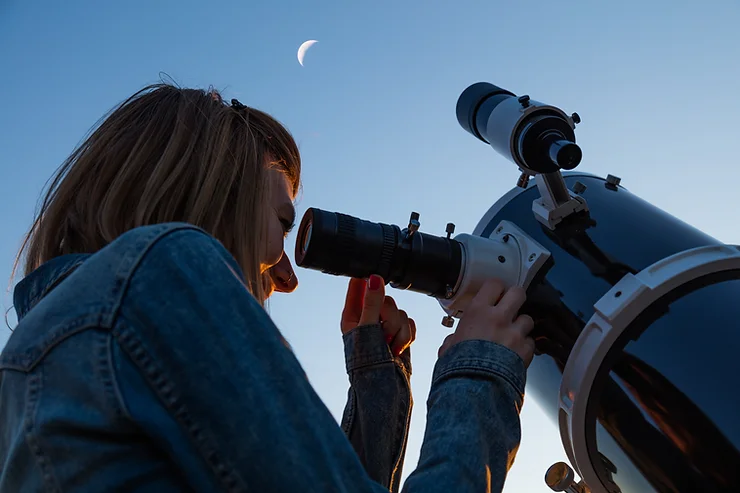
[{"x1": 531, "y1": 172, "x2": 589, "y2": 230}]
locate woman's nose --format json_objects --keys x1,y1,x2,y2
[{"x1": 270, "y1": 253, "x2": 298, "y2": 293}]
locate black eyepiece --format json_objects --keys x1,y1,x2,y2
[
  {"x1": 295, "y1": 208, "x2": 463, "y2": 298},
  {"x1": 548, "y1": 139, "x2": 582, "y2": 170}
]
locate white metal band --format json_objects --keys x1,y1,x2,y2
[{"x1": 558, "y1": 244, "x2": 740, "y2": 493}]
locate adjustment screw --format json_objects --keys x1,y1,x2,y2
[
  {"x1": 606, "y1": 174, "x2": 621, "y2": 187},
  {"x1": 441, "y1": 315, "x2": 455, "y2": 328},
  {"x1": 517, "y1": 172, "x2": 530, "y2": 188},
  {"x1": 544, "y1": 462, "x2": 576, "y2": 491},
  {"x1": 408, "y1": 212, "x2": 421, "y2": 234},
  {"x1": 571, "y1": 112, "x2": 581, "y2": 124},
  {"x1": 518, "y1": 95, "x2": 531, "y2": 108},
  {"x1": 498, "y1": 256, "x2": 506, "y2": 263},
  {"x1": 503, "y1": 234, "x2": 510, "y2": 243},
  {"x1": 445, "y1": 222, "x2": 455, "y2": 239},
  {"x1": 529, "y1": 253, "x2": 537, "y2": 262},
  {"x1": 573, "y1": 181, "x2": 587, "y2": 194}
]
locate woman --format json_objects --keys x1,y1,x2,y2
[{"x1": 0, "y1": 84, "x2": 535, "y2": 492}]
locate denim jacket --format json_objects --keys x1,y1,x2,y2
[{"x1": 0, "y1": 223, "x2": 527, "y2": 492}]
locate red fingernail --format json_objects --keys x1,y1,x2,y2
[{"x1": 368, "y1": 275, "x2": 382, "y2": 291}]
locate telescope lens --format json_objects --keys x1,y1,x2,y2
[
  {"x1": 456, "y1": 82, "x2": 515, "y2": 143},
  {"x1": 294, "y1": 207, "x2": 463, "y2": 298},
  {"x1": 301, "y1": 223, "x2": 312, "y2": 255}
]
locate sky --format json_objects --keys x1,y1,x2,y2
[{"x1": 1, "y1": 1, "x2": 740, "y2": 491}]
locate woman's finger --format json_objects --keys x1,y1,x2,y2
[
  {"x1": 357, "y1": 275, "x2": 386, "y2": 327},
  {"x1": 496, "y1": 286, "x2": 527, "y2": 321},
  {"x1": 340, "y1": 277, "x2": 367, "y2": 333},
  {"x1": 380, "y1": 296, "x2": 402, "y2": 343},
  {"x1": 438, "y1": 333, "x2": 456, "y2": 358},
  {"x1": 513, "y1": 313, "x2": 535, "y2": 336},
  {"x1": 521, "y1": 337, "x2": 536, "y2": 368},
  {"x1": 471, "y1": 278, "x2": 506, "y2": 307},
  {"x1": 391, "y1": 310, "x2": 412, "y2": 356}
]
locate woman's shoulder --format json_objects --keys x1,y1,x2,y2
[
  {"x1": 112, "y1": 222, "x2": 222, "y2": 265},
  {"x1": 96, "y1": 222, "x2": 245, "y2": 285},
  {"x1": 12, "y1": 222, "x2": 247, "y2": 340},
  {"x1": 100, "y1": 222, "x2": 250, "y2": 309},
  {"x1": 3, "y1": 222, "x2": 248, "y2": 374},
  {"x1": 123, "y1": 221, "x2": 246, "y2": 280}
]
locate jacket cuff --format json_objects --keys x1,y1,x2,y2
[
  {"x1": 343, "y1": 323, "x2": 411, "y2": 374},
  {"x1": 432, "y1": 340, "x2": 526, "y2": 396}
]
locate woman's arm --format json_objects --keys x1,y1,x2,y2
[
  {"x1": 112, "y1": 224, "x2": 526, "y2": 492},
  {"x1": 340, "y1": 323, "x2": 413, "y2": 493}
]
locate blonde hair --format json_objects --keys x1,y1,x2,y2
[{"x1": 14, "y1": 83, "x2": 301, "y2": 305}]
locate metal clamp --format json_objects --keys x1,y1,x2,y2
[
  {"x1": 556, "y1": 244, "x2": 740, "y2": 493},
  {"x1": 438, "y1": 220, "x2": 551, "y2": 320},
  {"x1": 532, "y1": 173, "x2": 589, "y2": 229}
]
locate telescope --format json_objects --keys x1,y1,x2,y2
[{"x1": 295, "y1": 82, "x2": 740, "y2": 493}]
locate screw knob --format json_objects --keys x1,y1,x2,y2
[
  {"x1": 544, "y1": 462, "x2": 576, "y2": 491},
  {"x1": 441, "y1": 315, "x2": 455, "y2": 328},
  {"x1": 407, "y1": 212, "x2": 421, "y2": 235},
  {"x1": 518, "y1": 95, "x2": 531, "y2": 107}
]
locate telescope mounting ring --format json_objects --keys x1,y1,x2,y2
[{"x1": 557, "y1": 244, "x2": 740, "y2": 493}]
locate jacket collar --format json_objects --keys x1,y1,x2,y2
[{"x1": 13, "y1": 254, "x2": 90, "y2": 321}]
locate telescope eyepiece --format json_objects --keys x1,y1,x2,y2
[
  {"x1": 295, "y1": 208, "x2": 463, "y2": 298},
  {"x1": 549, "y1": 139, "x2": 582, "y2": 170}
]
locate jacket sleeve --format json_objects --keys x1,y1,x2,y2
[
  {"x1": 340, "y1": 323, "x2": 413, "y2": 493},
  {"x1": 402, "y1": 340, "x2": 527, "y2": 493},
  {"x1": 112, "y1": 226, "x2": 526, "y2": 493}
]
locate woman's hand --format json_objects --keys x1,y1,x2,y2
[
  {"x1": 341, "y1": 274, "x2": 416, "y2": 357},
  {"x1": 438, "y1": 278, "x2": 535, "y2": 367}
]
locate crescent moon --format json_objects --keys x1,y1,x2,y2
[{"x1": 297, "y1": 40, "x2": 319, "y2": 66}]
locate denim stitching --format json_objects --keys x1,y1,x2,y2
[
  {"x1": 433, "y1": 364, "x2": 524, "y2": 396},
  {"x1": 18, "y1": 258, "x2": 86, "y2": 320},
  {"x1": 344, "y1": 323, "x2": 396, "y2": 372},
  {"x1": 347, "y1": 358, "x2": 396, "y2": 373},
  {"x1": 340, "y1": 387, "x2": 357, "y2": 439},
  {"x1": 24, "y1": 369, "x2": 62, "y2": 492},
  {"x1": 107, "y1": 225, "x2": 210, "y2": 326},
  {"x1": 92, "y1": 331, "x2": 131, "y2": 421},
  {"x1": 113, "y1": 322, "x2": 247, "y2": 493},
  {"x1": 0, "y1": 314, "x2": 106, "y2": 371}
]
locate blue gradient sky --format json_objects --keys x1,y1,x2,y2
[{"x1": 2, "y1": 1, "x2": 739, "y2": 490}]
